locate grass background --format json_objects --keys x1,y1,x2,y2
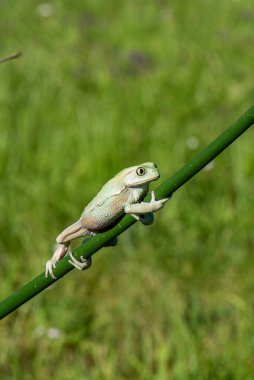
[{"x1": 1, "y1": 0, "x2": 254, "y2": 378}]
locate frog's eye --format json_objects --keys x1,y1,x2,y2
[{"x1": 136, "y1": 167, "x2": 146, "y2": 176}]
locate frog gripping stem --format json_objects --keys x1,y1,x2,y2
[{"x1": 0, "y1": 106, "x2": 254, "y2": 319}]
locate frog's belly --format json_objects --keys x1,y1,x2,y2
[{"x1": 81, "y1": 195, "x2": 127, "y2": 231}]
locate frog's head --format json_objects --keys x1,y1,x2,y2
[{"x1": 122, "y1": 162, "x2": 160, "y2": 187}]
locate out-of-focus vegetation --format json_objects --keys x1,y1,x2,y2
[{"x1": 0, "y1": 0, "x2": 254, "y2": 378}]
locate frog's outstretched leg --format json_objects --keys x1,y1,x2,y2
[
  {"x1": 45, "y1": 220, "x2": 90, "y2": 279},
  {"x1": 56, "y1": 220, "x2": 89, "y2": 244}
]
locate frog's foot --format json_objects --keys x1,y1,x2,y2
[
  {"x1": 68, "y1": 252, "x2": 92, "y2": 271},
  {"x1": 149, "y1": 191, "x2": 170, "y2": 212},
  {"x1": 45, "y1": 259, "x2": 58, "y2": 280},
  {"x1": 45, "y1": 243, "x2": 69, "y2": 280}
]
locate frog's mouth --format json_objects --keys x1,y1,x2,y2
[{"x1": 148, "y1": 173, "x2": 160, "y2": 182}]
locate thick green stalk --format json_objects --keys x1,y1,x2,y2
[{"x1": 1, "y1": 106, "x2": 254, "y2": 319}]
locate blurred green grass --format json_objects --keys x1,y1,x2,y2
[{"x1": 1, "y1": 0, "x2": 254, "y2": 378}]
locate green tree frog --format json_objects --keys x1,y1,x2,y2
[{"x1": 45, "y1": 162, "x2": 169, "y2": 279}]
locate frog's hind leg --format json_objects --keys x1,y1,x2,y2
[
  {"x1": 45, "y1": 220, "x2": 90, "y2": 279},
  {"x1": 56, "y1": 220, "x2": 89, "y2": 244}
]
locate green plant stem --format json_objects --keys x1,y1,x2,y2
[{"x1": 1, "y1": 106, "x2": 254, "y2": 320}]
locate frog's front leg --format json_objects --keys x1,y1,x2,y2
[{"x1": 124, "y1": 191, "x2": 169, "y2": 223}]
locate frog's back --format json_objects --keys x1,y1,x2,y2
[{"x1": 80, "y1": 177, "x2": 129, "y2": 230}]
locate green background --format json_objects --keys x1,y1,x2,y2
[{"x1": 0, "y1": 0, "x2": 254, "y2": 378}]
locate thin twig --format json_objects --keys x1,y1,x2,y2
[{"x1": 0, "y1": 52, "x2": 22, "y2": 64}]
